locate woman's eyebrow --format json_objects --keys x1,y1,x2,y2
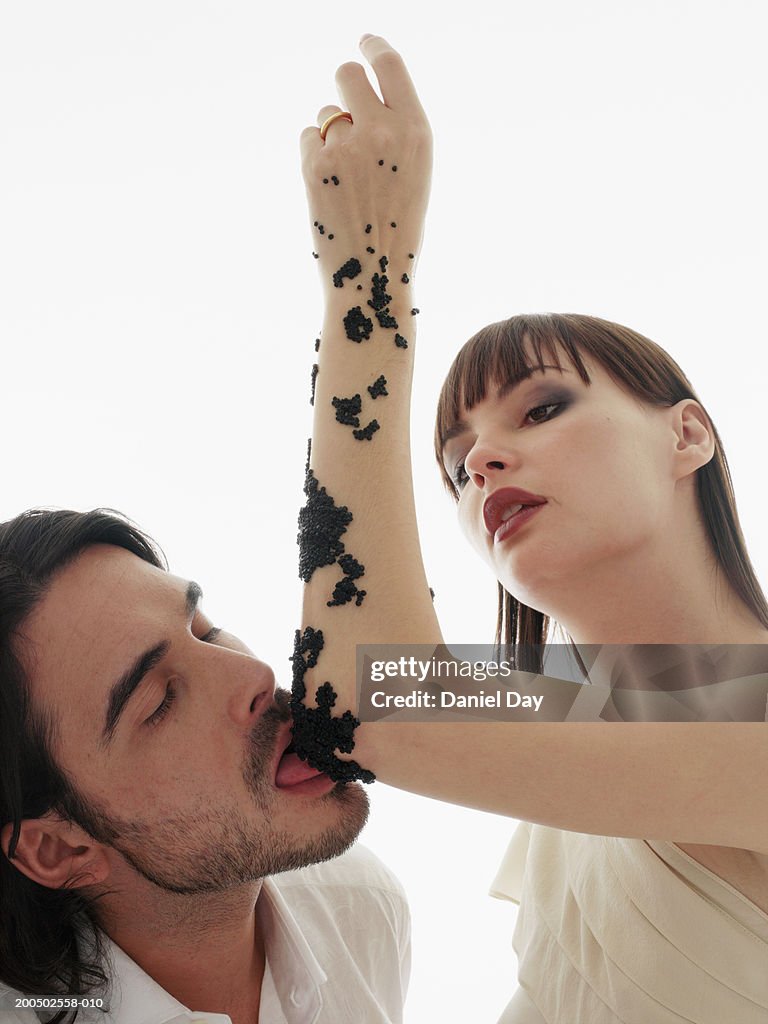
[
  {"x1": 441, "y1": 365, "x2": 572, "y2": 447},
  {"x1": 442, "y1": 421, "x2": 470, "y2": 446},
  {"x1": 495, "y1": 364, "x2": 571, "y2": 399}
]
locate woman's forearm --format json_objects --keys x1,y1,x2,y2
[
  {"x1": 305, "y1": 282, "x2": 442, "y2": 638},
  {"x1": 300, "y1": 279, "x2": 442, "y2": 707}
]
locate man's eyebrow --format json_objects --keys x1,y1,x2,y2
[
  {"x1": 101, "y1": 580, "x2": 203, "y2": 748},
  {"x1": 441, "y1": 364, "x2": 570, "y2": 447}
]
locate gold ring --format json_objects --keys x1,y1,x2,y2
[{"x1": 320, "y1": 111, "x2": 354, "y2": 141}]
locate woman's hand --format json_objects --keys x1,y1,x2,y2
[{"x1": 299, "y1": 35, "x2": 433, "y2": 296}]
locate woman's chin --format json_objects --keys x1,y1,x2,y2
[{"x1": 496, "y1": 561, "x2": 571, "y2": 613}]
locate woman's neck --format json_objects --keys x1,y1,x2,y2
[{"x1": 548, "y1": 507, "x2": 768, "y2": 646}]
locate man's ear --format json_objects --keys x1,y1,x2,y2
[
  {"x1": 0, "y1": 812, "x2": 110, "y2": 890},
  {"x1": 670, "y1": 399, "x2": 715, "y2": 479}
]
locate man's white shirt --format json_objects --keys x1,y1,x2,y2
[{"x1": 0, "y1": 844, "x2": 411, "y2": 1024}]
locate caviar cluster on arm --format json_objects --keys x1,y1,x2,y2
[
  {"x1": 367, "y1": 374, "x2": 388, "y2": 399},
  {"x1": 289, "y1": 625, "x2": 375, "y2": 784},
  {"x1": 298, "y1": 439, "x2": 367, "y2": 609},
  {"x1": 343, "y1": 306, "x2": 375, "y2": 343},
  {"x1": 335, "y1": 228, "x2": 414, "y2": 352},
  {"x1": 309, "y1": 363, "x2": 318, "y2": 406},
  {"x1": 331, "y1": 374, "x2": 387, "y2": 443},
  {"x1": 332, "y1": 257, "x2": 362, "y2": 289}
]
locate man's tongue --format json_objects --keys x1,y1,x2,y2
[{"x1": 275, "y1": 750, "x2": 324, "y2": 788}]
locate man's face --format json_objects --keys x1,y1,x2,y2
[{"x1": 20, "y1": 543, "x2": 368, "y2": 894}]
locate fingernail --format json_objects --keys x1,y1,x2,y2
[{"x1": 360, "y1": 33, "x2": 374, "y2": 43}]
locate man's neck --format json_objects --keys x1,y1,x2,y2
[
  {"x1": 96, "y1": 876, "x2": 267, "y2": 1022},
  {"x1": 149, "y1": 919, "x2": 266, "y2": 1024}
]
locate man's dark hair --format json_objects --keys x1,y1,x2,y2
[{"x1": 0, "y1": 508, "x2": 168, "y2": 1023}]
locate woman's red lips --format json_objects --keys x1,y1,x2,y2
[{"x1": 483, "y1": 487, "x2": 547, "y2": 539}]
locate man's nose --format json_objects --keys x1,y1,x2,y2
[{"x1": 225, "y1": 658, "x2": 276, "y2": 728}]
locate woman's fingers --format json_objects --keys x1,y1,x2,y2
[
  {"x1": 315, "y1": 103, "x2": 358, "y2": 144},
  {"x1": 301, "y1": 35, "x2": 426, "y2": 169},
  {"x1": 335, "y1": 61, "x2": 382, "y2": 121},
  {"x1": 299, "y1": 105, "x2": 352, "y2": 173},
  {"x1": 317, "y1": 104, "x2": 342, "y2": 125},
  {"x1": 301, "y1": 106, "x2": 352, "y2": 169},
  {"x1": 358, "y1": 35, "x2": 424, "y2": 115},
  {"x1": 299, "y1": 123, "x2": 322, "y2": 170}
]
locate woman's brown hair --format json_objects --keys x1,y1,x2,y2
[{"x1": 434, "y1": 313, "x2": 768, "y2": 671}]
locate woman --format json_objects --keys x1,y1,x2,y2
[{"x1": 297, "y1": 34, "x2": 768, "y2": 1022}]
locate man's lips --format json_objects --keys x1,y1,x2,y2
[
  {"x1": 272, "y1": 723, "x2": 328, "y2": 789},
  {"x1": 270, "y1": 723, "x2": 298, "y2": 785},
  {"x1": 483, "y1": 486, "x2": 547, "y2": 540},
  {"x1": 275, "y1": 747, "x2": 327, "y2": 788}
]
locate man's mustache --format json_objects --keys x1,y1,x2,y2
[{"x1": 246, "y1": 686, "x2": 293, "y2": 776}]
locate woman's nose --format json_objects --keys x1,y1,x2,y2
[{"x1": 464, "y1": 441, "x2": 521, "y2": 490}]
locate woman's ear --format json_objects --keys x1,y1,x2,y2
[
  {"x1": 0, "y1": 813, "x2": 109, "y2": 890},
  {"x1": 670, "y1": 399, "x2": 715, "y2": 478}
]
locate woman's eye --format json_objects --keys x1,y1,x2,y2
[
  {"x1": 525, "y1": 401, "x2": 564, "y2": 424},
  {"x1": 452, "y1": 461, "x2": 469, "y2": 492},
  {"x1": 200, "y1": 626, "x2": 222, "y2": 644}
]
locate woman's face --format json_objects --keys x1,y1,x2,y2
[{"x1": 440, "y1": 349, "x2": 682, "y2": 612}]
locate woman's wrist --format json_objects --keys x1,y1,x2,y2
[
  {"x1": 317, "y1": 245, "x2": 417, "y2": 314},
  {"x1": 312, "y1": 258, "x2": 418, "y2": 416}
]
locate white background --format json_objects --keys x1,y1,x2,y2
[{"x1": 2, "y1": 2, "x2": 767, "y2": 1021}]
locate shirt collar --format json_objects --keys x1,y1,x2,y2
[{"x1": 257, "y1": 875, "x2": 327, "y2": 1023}]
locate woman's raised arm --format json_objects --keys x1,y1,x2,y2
[
  {"x1": 293, "y1": 36, "x2": 768, "y2": 856},
  {"x1": 294, "y1": 34, "x2": 441, "y2": 730}
]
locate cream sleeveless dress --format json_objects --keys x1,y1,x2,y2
[{"x1": 490, "y1": 821, "x2": 768, "y2": 1023}]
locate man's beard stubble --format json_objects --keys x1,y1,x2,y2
[{"x1": 61, "y1": 688, "x2": 369, "y2": 896}]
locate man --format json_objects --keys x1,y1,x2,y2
[{"x1": 0, "y1": 508, "x2": 410, "y2": 1024}]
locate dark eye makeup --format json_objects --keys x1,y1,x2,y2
[{"x1": 449, "y1": 398, "x2": 569, "y2": 494}]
